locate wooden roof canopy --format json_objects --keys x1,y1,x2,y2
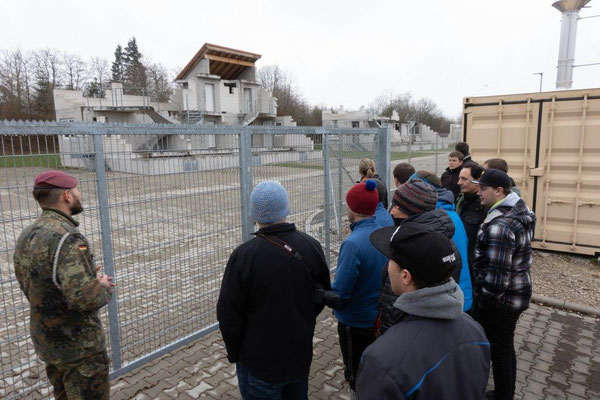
[{"x1": 175, "y1": 43, "x2": 261, "y2": 81}]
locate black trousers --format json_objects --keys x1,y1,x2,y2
[
  {"x1": 337, "y1": 322, "x2": 376, "y2": 390},
  {"x1": 473, "y1": 304, "x2": 523, "y2": 400}
]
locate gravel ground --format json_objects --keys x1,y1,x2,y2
[{"x1": 531, "y1": 249, "x2": 600, "y2": 309}]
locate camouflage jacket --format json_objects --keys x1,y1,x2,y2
[{"x1": 13, "y1": 209, "x2": 112, "y2": 364}]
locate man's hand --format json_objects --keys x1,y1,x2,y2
[{"x1": 97, "y1": 273, "x2": 116, "y2": 293}]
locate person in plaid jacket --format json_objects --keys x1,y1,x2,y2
[{"x1": 470, "y1": 169, "x2": 536, "y2": 400}]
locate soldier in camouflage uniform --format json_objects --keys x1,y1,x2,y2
[{"x1": 13, "y1": 171, "x2": 115, "y2": 399}]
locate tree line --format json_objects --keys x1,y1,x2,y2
[
  {"x1": 0, "y1": 37, "x2": 172, "y2": 121},
  {"x1": 1, "y1": 39, "x2": 455, "y2": 129}
]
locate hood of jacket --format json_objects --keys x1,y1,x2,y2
[
  {"x1": 404, "y1": 208, "x2": 454, "y2": 239},
  {"x1": 393, "y1": 279, "x2": 464, "y2": 319},
  {"x1": 484, "y1": 192, "x2": 534, "y2": 226},
  {"x1": 436, "y1": 187, "x2": 455, "y2": 209}
]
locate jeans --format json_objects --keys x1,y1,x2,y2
[
  {"x1": 236, "y1": 362, "x2": 308, "y2": 400},
  {"x1": 337, "y1": 322, "x2": 376, "y2": 390},
  {"x1": 473, "y1": 304, "x2": 523, "y2": 400}
]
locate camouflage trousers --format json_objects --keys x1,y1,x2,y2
[{"x1": 46, "y1": 351, "x2": 110, "y2": 400}]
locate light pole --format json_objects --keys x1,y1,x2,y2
[{"x1": 533, "y1": 72, "x2": 544, "y2": 92}]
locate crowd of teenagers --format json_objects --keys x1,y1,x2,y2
[
  {"x1": 13, "y1": 141, "x2": 534, "y2": 400},
  {"x1": 218, "y1": 141, "x2": 536, "y2": 400}
]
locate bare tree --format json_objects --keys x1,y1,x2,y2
[
  {"x1": 84, "y1": 57, "x2": 111, "y2": 98},
  {"x1": 368, "y1": 91, "x2": 454, "y2": 133},
  {"x1": 145, "y1": 59, "x2": 173, "y2": 103},
  {"x1": 0, "y1": 49, "x2": 35, "y2": 120},
  {"x1": 32, "y1": 48, "x2": 62, "y2": 88},
  {"x1": 62, "y1": 52, "x2": 88, "y2": 90}
]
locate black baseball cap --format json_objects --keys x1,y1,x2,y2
[
  {"x1": 470, "y1": 168, "x2": 510, "y2": 189},
  {"x1": 369, "y1": 223, "x2": 460, "y2": 286}
]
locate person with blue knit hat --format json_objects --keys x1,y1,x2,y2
[
  {"x1": 217, "y1": 180, "x2": 331, "y2": 399},
  {"x1": 316, "y1": 179, "x2": 387, "y2": 399},
  {"x1": 408, "y1": 171, "x2": 473, "y2": 313}
]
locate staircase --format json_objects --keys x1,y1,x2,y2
[{"x1": 180, "y1": 111, "x2": 204, "y2": 124}]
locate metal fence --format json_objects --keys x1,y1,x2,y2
[{"x1": 0, "y1": 120, "x2": 396, "y2": 399}]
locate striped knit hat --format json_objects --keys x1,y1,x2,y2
[{"x1": 392, "y1": 179, "x2": 438, "y2": 216}]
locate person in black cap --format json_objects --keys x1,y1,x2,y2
[
  {"x1": 13, "y1": 171, "x2": 115, "y2": 399},
  {"x1": 470, "y1": 168, "x2": 536, "y2": 400},
  {"x1": 356, "y1": 223, "x2": 490, "y2": 400}
]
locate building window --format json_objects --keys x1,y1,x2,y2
[{"x1": 352, "y1": 121, "x2": 360, "y2": 128}]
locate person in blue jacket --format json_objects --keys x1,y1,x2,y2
[
  {"x1": 408, "y1": 171, "x2": 473, "y2": 312},
  {"x1": 316, "y1": 179, "x2": 387, "y2": 398},
  {"x1": 374, "y1": 181, "x2": 394, "y2": 228}
]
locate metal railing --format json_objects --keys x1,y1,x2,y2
[{"x1": 0, "y1": 120, "x2": 391, "y2": 399}]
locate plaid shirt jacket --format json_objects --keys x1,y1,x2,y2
[{"x1": 473, "y1": 196, "x2": 536, "y2": 312}]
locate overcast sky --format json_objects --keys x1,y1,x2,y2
[{"x1": 2, "y1": 0, "x2": 600, "y2": 118}]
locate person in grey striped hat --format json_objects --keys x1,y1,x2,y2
[{"x1": 390, "y1": 179, "x2": 438, "y2": 226}]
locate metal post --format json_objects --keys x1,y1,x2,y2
[
  {"x1": 323, "y1": 131, "x2": 331, "y2": 267},
  {"x1": 239, "y1": 128, "x2": 254, "y2": 242},
  {"x1": 533, "y1": 72, "x2": 544, "y2": 92},
  {"x1": 407, "y1": 125, "x2": 413, "y2": 165},
  {"x1": 337, "y1": 139, "x2": 343, "y2": 233},
  {"x1": 92, "y1": 133, "x2": 122, "y2": 371},
  {"x1": 435, "y1": 132, "x2": 439, "y2": 175},
  {"x1": 376, "y1": 126, "x2": 392, "y2": 192}
]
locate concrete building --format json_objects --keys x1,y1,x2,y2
[
  {"x1": 322, "y1": 105, "x2": 458, "y2": 149},
  {"x1": 322, "y1": 106, "x2": 408, "y2": 143},
  {"x1": 53, "y1": 43, "x2": 316, "y2": 174}
]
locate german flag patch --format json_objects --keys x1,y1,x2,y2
[{"x1": 78, "y1": 244, "x2": 88, "y2": 251}]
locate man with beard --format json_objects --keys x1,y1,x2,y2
[{"x1": 14, "y1": 171, "x2": 115, "y2": 400}]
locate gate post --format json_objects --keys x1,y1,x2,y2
[
  {"x1": 376, "y1": 126, "x2": 392, "y2": 194},
  {"x1": 323, "y1": 130, "x2": 332, "y2": 267},
  {"x1": 239, "y1": 128, "x2": 254, "y2": 242},
  {"x1": 92, "y1": 133, "x2": 122, "y2": 371}
]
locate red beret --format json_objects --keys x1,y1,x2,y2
[
  {"x1": 34, "y1": 171, "x2": 78, "y2": 189},
  {"x1": 346, "y1": 179, "x2": 379, "y2": 217}
]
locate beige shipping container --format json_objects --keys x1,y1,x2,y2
[{"x1": 463, "y1": 88, "x2": 600, "y2": 258}]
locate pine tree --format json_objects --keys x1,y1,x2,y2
[
  {"x1": 111, "y1": 45, "x2": 124, "y2": 83},
  {"x1": 83, "y1": 78, "x2": 105, "y2": 98},
  {"x1": 123, "y1": 37, "x2": 147, "y2": 93}
]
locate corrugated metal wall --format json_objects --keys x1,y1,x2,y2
[{"x1": 463, "y1": 88, "x2": 600, "y2": 256}]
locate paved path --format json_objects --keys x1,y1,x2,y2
[{"x1": 109, "y1": 302, "x2": 600, "y2": 399}]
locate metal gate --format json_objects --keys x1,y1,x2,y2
[{"x1": 0, "y1": 120, "x2": 390, "y2": 399}]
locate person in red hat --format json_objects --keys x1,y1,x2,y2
[
  {"x1": 13, "y1": 170, "x2": 115, "y2": 399},
  {"x1": 316, "y1": 179, "x2": 388, "y2": 399}
]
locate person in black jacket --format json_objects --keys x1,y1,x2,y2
[
  {"x1": 456, "y1": 163, "x2": 487, "y2": 275},
  {"x1": 217, "y1": 181, "x2": 331, "y2": 399},
  {"x1": 455, "y1": 142, "x2": 474, "y2": 167},
  {"x1": 441, "y1": 151, "x2": 464, "y2": 201},
  {"x1": 357, "y1": 223, "x2": 490, "y2": 400},
  {"x1": 379, "y1": 180, "x2": 460, "y2": 335}
]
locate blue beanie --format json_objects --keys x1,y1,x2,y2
[{"x1": 251, "y1": 181, "x2": 290, "y2": 224}]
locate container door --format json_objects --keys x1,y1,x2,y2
[
  {"x1": 534, "y1": 95, "x2": 600, "y2": 254},
  {"x1": 463, "y1": 99, "x2": 540, "y2": 207}
]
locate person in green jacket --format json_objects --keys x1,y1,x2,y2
[{"x1": 13, "y1": 170, "x2": 115, "y2": 400}]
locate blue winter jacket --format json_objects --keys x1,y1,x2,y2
[
  {"x1": 436, "y1": 189, "x2": 473, "y2": 312},
  {"x1": 374, "y1": 202, "x2": 394, "y2": 228},
  {"x1": 332, "y1": 217, "x2": 388, "y2": 328}
]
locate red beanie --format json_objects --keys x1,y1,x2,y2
[{"x1": 346, "y1": 179, "x2": 379, "y2": 217}]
